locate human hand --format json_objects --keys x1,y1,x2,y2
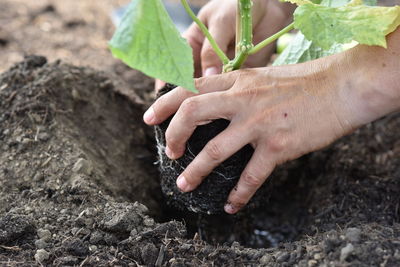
[
  {"x1": 145, "y1": 28, "x2": 400, "y2": 214},
  {"x1": 155, "y1": 0, "x2": 294, "y2": 90},
  {"x1": 146, "y1": 57, "x2": 358, "y2": 214}
]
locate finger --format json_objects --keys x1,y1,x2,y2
[
  {"x1": 176, "y1": 124, "x2": 252, "y2": 192},
  {"x1": 165, "y1": 91, "x2": 234, "y2": 159},
  {"x1": 201, "y1": 21, "x2": 234, "y2": 76},
  {"x1": 143, "y1": 72, "x2": 237, "y2": 125},
  {"x1": 154, "y1": 79, "x2": 166, "y2": 92},
  {"x1": 183, "y1": 23, "x2": 204, "y2": 78},
  {"x1": 224, "y1": 146, "x2": 275, "y2": 214}
]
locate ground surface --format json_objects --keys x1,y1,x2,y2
[{"x1": 0, "y1": 0, "x2": 399, "y2": 266}]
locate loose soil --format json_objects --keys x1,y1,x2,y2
[
  {"x1": 1, "y1": 55, "x2": 399, "y2": 266},
  {"x1": 0, "y1": 0, "x2": 399, "y2": 266}
]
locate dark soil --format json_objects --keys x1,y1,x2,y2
[{"x1": 0, "y1": 56, "x2": 399, "y2": 266}]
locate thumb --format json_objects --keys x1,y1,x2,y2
[{"x1": 201, "y1": 24, "x2": 233, "y2": 77}]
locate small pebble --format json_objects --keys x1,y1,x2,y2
[
  {"x1": 143, "y1": 218, "x2": 154, "y2": 227},
  {"x1": 259, "y1": 254, "x2": 273, "y2": 264},
  {"x1": 340, "y1": 243, "x2": 354, "y2": 262},
  {"x1": 72, "y1": 158, "x2": 93, "y2": 175},
  {"x1": 35, "y1": 249, "x2": 50, "y2": 263},
  {"x1": 35, "y1": 239, "x2": 48, "y2": 249},
  {"x1": 313, "y1": 253, "x2": 321, "y2": 260},
  {"x1": 38, "y1": 132, "x2": 50, "y2": 141},
  {"x1": 37, "y1": 229, "x2": 52, "y2": 242},
  {"x1": 276, "y1": 251, "x2": 290, "y2": 263},
  {"x1": 308, "y1": 259, "x2": 318, "y2": 267},
  {"x1": 345, "y1": 228, "x2": 361, "y2": 243}
]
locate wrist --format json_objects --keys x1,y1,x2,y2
[{"x1": 339, "y1": 30, "x2": 400, "y2": 127}]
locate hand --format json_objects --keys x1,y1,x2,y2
[
  {"x1": 155, "y1": 0, "x2": 294, "y2": 90},
  {"x1": 145, "y1": 30, "x2": 400, "y2": 214}
]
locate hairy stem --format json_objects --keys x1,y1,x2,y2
[
  {"x1": 230, "y1": 0, "x2": 254, "y2": 71},
  {"x1": 249, "y1": 22, "x2": 295, "y2": 55},
  {"x1": 181, "y1": 0, "x2": 229, "y2": 65}
]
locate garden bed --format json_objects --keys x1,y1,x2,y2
[{"x1": 0, "y1": 56, "x2": 399, "y2": 266}]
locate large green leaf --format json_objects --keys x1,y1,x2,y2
[
  {"x1": 320, "y1": 0, "x2": 376, "y2": 7},
  {"x1": 274, "y1": 0, "x2": 373, "y2": 66},
  {"x1": 294, "y1": 3, "x2": 400, "y2": 49},
  {"x1": 109, "y1": 0, "x2": 196, "y2": 92},
  {"x1": 282, "y1": 0, "x2": 376, "y2": 6},
  {"x1": 273, "y1": 33, "x2": 342, "y2": 65}
]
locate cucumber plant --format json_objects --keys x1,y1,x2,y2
[{"x1": 109, "y1": 0, "x2": 400, "y2": 93}]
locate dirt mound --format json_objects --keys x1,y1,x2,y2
[{"x1": 0, "y1": 57, "x2": 399, "y2": 266}]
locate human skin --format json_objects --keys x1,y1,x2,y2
[
  {"x1": 146, "y1": 19, "x2": 400, "y2": 214},
  {"x1": 155, "y1": 0, "x2": 294, "y2": 90}
]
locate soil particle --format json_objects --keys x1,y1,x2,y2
[
  {"x1": 53, "y1": 256, "x2": 79, "y2": 266},
  {"x1": 37, "y1": 228, "x2": 52, "y2": 242},
  {"x1": 34, "y1": 249, "x2": 50, "y2": 264},
  {"x1": 0, "y1": 214, "x2": 35, "y2": 245},
  {"x1": 345, "y1": 227, "x2": 361, "y2": 243},
  {"x1": 141, "y1": 242, "x2": 159, "y2": 265},
  {"x1": 102, "y1": 203, "x2": 144, "y2": 233},
  {"x1": 276, "y1": 251, "x2": 290, "y2": 263},
  {"x1": 62, "y1": 237, "x2": 90, "y2": 257},
  {"x1": 34, "y1": 239, "x2": 48, "y2": 249},
  {"x1": 71, "y1": 158, "x2": 93, "y2": 175},
  {"x1": 340, "y1": 243, "x2": 354, "y2": 262}
]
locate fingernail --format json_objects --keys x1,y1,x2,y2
[
  {"x1": 177, "y1": 175, "x2": 189, "y2": 192},
  {"x1": 165, "y1": 146, "x2": 174, "y2": 159},
  {"x1": 224, "y1": 203, "x2": 237, "y2": 214},
  {"x1": 204, "y1": 67, "x2": 218, "y2": 77},
  {"x1": 143, "y1": 107, "x2": 155, "y2": 124}
]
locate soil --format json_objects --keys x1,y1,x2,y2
[
  {"x1": 0, "y1": 0, "x2": 399, "y2": 266},
  {"x1": 1, "y1": 54, "x2": 399, "y2": 266}
]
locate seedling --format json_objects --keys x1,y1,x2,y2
[{"x1": 109, "y1": 0, "x2": 400, "y2": 93}]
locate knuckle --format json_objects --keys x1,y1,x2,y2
[
  {"x1": 232, "y1": 87, "x2": 260, "y2": 98},
  {"x1": 201, "y1": 47, "x2": 217, "y2": 61},
  {"x1": 241, "y1": 171, "x2": 264, "y2": 188},
  {"x1": 204, "y1": 140, "x2": 223, "y2": 161},
  {"x1": 212, "y1": 14, "x2": 230, "y2": 25},
  {"x1": 165, "y1": 132, "x2": 180, "y2": 150},
  {"x1": 197, "y1": 7, "x2": 209, "y2": 21},
  {"x1": 267, "y1": 135, "x2": 289, "y2": 153},
  {"x1": 181, "y1": 98, "x2": 200, "y2": 114},
  {"x1": 194, "y1": 78, "x2": 206, "y2": 92}
]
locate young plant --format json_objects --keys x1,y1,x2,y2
[{"x1": 109, "y1": 0, "x2": 400, "y2": 93}]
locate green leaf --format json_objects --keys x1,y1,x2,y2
[
  {"x1": 320, "y1": 0, "x2": 376, "y2": 7},
  {"x1": 273, "y1": 32, "x2": 342, "y2": 66},
  {"x1": 274, "y1": 0, "x2": 377, "y2": 66},
  {"x1": 294, "y1": 3, "x2": 400, "y2": 49},
  {"x1": 109, "y1": 0, "x2": 196, "y2": 92}
]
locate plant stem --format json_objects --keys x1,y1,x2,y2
[
  {"x1": 248, "y1": 22, "x2": 295, "y2": 55},
  {"x1": 181, "y1": 0, "x2": 229, "y2": 65},
  {"x1": 231, "y1": 0, "x2": 253, "y2": 71}
]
